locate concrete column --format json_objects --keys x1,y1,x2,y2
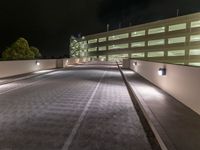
[
  {"x1": 128, "y1": 53, "x2": 131, "y2": 59},
  {"x1": 185, "y1": 21, "x2": 191, "y2": 65}
]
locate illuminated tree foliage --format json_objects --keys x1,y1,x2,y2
[
  {"x1": 2, "y1": 37, "x2": 42, "y2": 60},
  {"x1": 30, "y1": 46, "x2": 41, "y2": 58}
]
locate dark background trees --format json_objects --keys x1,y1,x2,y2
[{"x1": 2, "y1": 38, "x2": 42, "y2": 60}]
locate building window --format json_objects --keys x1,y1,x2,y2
[
  {"x1": 99, "y1": 37, "x2": 106, "y2": 42},
  {"x1": 108, "y1": 54, "x2": 128, "y2": 62},
  {"x1": 98, "y1": 46, "x2": 107, "y2": 51},
  {"x1": 190, "y1": 34, "x2": 200, "y2": 42},
  {"x1": 148, "y1": 27, "x2": 165, "y2": 35},
  {"x1": 88, "y1": 47, "x2": 97, "y2": 52},
  {"x1": 88, "y1": 39, "x2": 97, "y2": 44},
  {"x1": 189, "y1": 49, "x2": 200, "y2": 56},
  {"x1": 168, "y1": 37, "x2": 186, "y2": 44},
  {"x1": 131, "y1": 41, "x2": 145, "y2": 47},
  {"x1": 169, "y1": 23, "x2": 186, "y2": 31},
  {"x1": 108, "y1": 33, "x2": 129, "y2": 41},
  {"x1": 168, "y1": 50, "x2": 185, "y2": 56},
  {"x1": 191, "y1": 20, "x2": 200, "y2": 28},
  {"x1": 148, "y1": 39, "x2": 165, "y2": 46},
  {"x1": 131, "y1": 52, "x2": 145, "y2": 58},
  {"x1": 148, "y1": 51, "x2": 164, "y2": 57},
  {"x1": 108, "y1": 43, "x2": 129, "y2": 50},
  {"x1": 131, "y1": 30, "x2": 145, "y2": 37},
  {"x1": 189, "y1": 62, "x2": 200, "y2": 66}
]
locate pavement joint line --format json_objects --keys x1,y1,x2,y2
[{"x1": 61, "y1": 70, "x2": 106, "y2": 150}]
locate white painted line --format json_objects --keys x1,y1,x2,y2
[{"x1": 61, "y1": 71, "x2": 106, "y2": 150}]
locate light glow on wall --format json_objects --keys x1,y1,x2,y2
[
  {"x1": 65, "y1": 60, "x2": 69, "y2": 66},
  {"x1": 36, "y1": 61, "x2": 40, "y2": 66},
  {"x1": 75, "y1": 59, "x2": 80, "y2": 63}
]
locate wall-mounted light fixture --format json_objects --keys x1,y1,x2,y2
[
  {"x1": 36, "y1": 61, "x2": 40, "y2": 66},
  {"x1": 158, "y1": 68, "x2": 166, "y2": 76},
  {"x1": 133, "y1": 62, "x2": 137, "y2": 66}
]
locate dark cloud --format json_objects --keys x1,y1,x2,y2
[{"x1": 0, "y1": 0, "x2": 200, "y2": 57}]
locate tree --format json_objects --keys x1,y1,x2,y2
[
  {"x1": 30, "y1": 46, "x2": 41, "y2": 58},
  {"x1": 2, "y1": 37, "x2": 41, "y2": 60}
]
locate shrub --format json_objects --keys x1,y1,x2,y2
[{"x1": 2, "y1": 37, "x2": 42, "y2": 60}]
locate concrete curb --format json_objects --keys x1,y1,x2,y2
[
  {"x1": 117, "y1": 63, "x2": 175, "y2": 150},
  {"x1": 0, "y1": 64, "x2": 83, "y2": 86},
  {"x1": 0, "y1": 68, "x2": 64, "y2": 86}
]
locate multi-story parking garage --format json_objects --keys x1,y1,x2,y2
[{"x1": 70, "y1": 12, "x2": 200, "y2": 66}]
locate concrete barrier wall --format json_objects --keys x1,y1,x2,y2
[
  {"x1": 127, "y1": 59, "x2": 200, "y2": 115},
  {"x1": 0, "y1": 59, "x2": 57, "y2": 78},
  {"x1": 0, "y1": 57, "x2": 90, "y2": 78},
  {"x1": 63, "y1": 57, "x2": 90, "y2": 68}
]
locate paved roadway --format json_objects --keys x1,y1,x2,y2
[{"x1": 0, "y1": 64, "x2": 152, "y2": 150}]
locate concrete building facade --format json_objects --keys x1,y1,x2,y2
[{"x1": 70, "y1": 12, "x2": 200, "y2": 66}]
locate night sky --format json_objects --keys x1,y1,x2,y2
[{"x1": 0, "y1": 0, "x2": 200, "y2": 58}]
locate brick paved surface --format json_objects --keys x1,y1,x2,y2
[{"x1": 0, "y1": 64, "x2": 152, "y2": 150}]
